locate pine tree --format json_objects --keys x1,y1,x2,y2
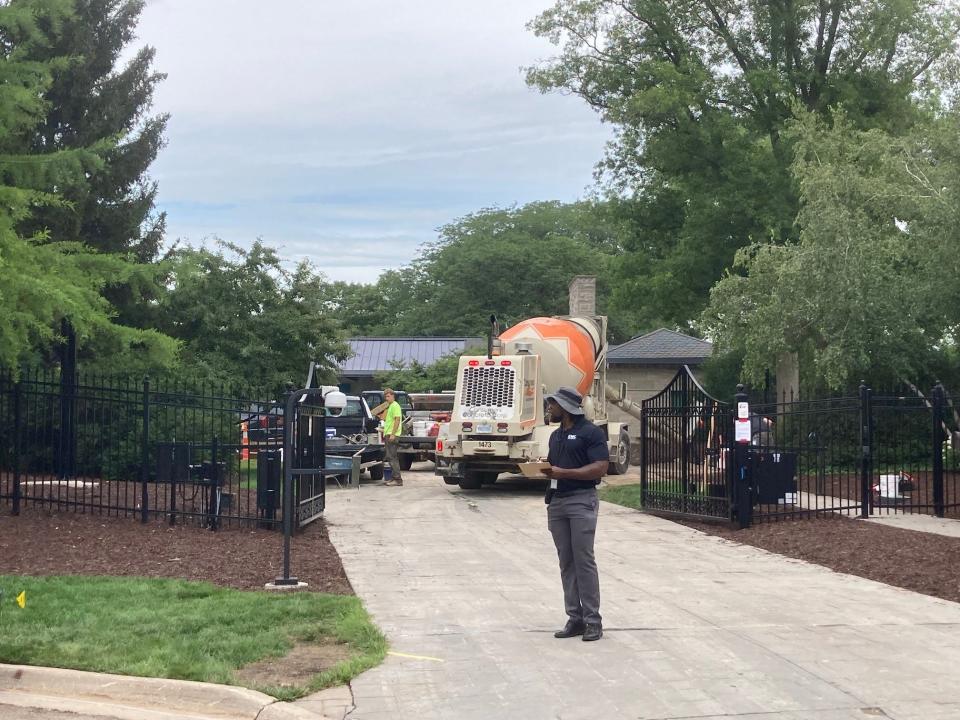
[
  {"x1": 16, "y1": 0, "x2": 168, "y2": 262},
  {"x1": 0, "y1": 0, "x2": 177, "y2": 370}
]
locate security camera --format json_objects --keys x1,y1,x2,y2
[{"x1": 324, "y1": 389, "x2": 347, "y2": 417}]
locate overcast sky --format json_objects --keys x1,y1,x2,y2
[{"x1": 137, "y1": 1, "x2": 611, "y2": 283}]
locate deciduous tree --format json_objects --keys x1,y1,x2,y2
[
  {"x1": 158, "y1": 240, "x2": 349, "y2": 388},
  {"x1": 527, "y1": 0, "x2": 960, "y2": 326},
  {"x1": 387, "y1": 202, "x2": 627, "y2": 339},
  {"x1": 702, "y1": 110, "x2": 960, "y2": 389}
]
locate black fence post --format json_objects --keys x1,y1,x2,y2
[
  {"x1": 932, "y1": 382, "x2": 946, "y2": 518},
  {"x1": 12, "y1": 378, "x2": 22, "y2": 516},
  {"x1": 208, "y1": 435, "x2": 220, "y2": 531},
  {"x1": 57, "y1": 321, "x2": 77, "y2": 480},
  {"x1": 168, "y1": 438, "x2": 178, "y2": 527},
  {"x1": 859, "y1": 383, "x2": 872, "y2": 519},
  {"x1": 640, "y1": 406, "x2": 648, "y2": 508},
  {"x1": 733, "y1": 384, "x2": 753, "y2": 529},
  {"x1": 680, "y1": 402, "x2": 690, "y2": 503},
  {"x1": 141, "y1": 376, "x2": 150, "y2": 524},
  {"x1": 277, "y1": 389, "x2": 299, "y2": 585}
]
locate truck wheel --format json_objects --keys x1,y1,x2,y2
[
  {"x1": 443, "y1": 476, "x2": 461, "y2": 485},
  {"x1": 608, "y1": 431, "x2": 630, "y2": 475},
  {"x1": 368, "y1": 463, "x2": 384, "y2": 481},
  {"x1": 458, "y1": 471, "x2": 484, "y2": 490},
  {"x1": 399, "y1": 455, "x2": 413, "y2": 471},
  {"x1": 480, "y1": 471, "x2": 499, "y2": 484}
]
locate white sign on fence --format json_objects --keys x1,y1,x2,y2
[
  {"x1": 876, "y1": 473, "x2": 904, "y2": 499},
  {"x1": 735, "y1": 419, "x2": 751, "y2": 443}
]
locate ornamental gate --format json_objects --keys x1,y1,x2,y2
[
  {"x1": 639, "y1": 367, "x2": 960, "y2": 526},
  {"x1": 282, "y1": 388, "x2": 329, "y2": 530},
  {"x1": 640, "y1": 367, "x2": 733, "y2": 522}
]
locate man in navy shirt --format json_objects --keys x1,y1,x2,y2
[{"x1": 542, "y1": 386, "x2": 609, "y2": 642}]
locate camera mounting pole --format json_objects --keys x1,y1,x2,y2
[{"x1": 266, "y1": 385, "x2": 346, "y2": 590}]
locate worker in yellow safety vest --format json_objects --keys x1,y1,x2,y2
[{"x1": 382, "y1": 388, "x2": 404, "y2": 486}]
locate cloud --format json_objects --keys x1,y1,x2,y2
[{"x1": 137, "y1": 0, "x2": 610, "y2": 282}]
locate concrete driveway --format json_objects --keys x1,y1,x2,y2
[{"x1": 323, "y1": 466, "x2": 960, "y2": 720}]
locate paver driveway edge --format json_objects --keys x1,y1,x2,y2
[
  {"x1": 322, "y1": 470, "x2": 960, "y2": 720},
  {"x1": 0, "y1": 663, "x2": 332, "y2": 720}
]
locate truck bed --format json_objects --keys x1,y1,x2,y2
[
  {"x1": 396, "y1": 435, "x2": 437, "y2": 449},
  {"x1": 326, "y1": 444, "x2": 384, "y2": 464}
]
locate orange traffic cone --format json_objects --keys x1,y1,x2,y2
[{"x1": 241, "y1": 422, "x2": 250, "y2": 460}]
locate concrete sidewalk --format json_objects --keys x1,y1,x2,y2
[
  {"x1": 325, "y1": 469, "x2": 960, "y2": 720},
  {"x1": 0, "y1": 663, "x2": 332, "y2": 720},
  {"x1": 865, "y1": 512, "x2": 960, "y2": 537}
]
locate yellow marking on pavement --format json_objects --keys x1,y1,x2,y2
[{"x1": 387, "y1": 651, "x2": 444, "y2": 662}]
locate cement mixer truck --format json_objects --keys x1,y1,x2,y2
[{"x1": 435, "y1": 314, "x2": 641, "y2": 490}]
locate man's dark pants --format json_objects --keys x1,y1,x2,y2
[
  {"x1": 548, "y1": 488, "x2": 601, "y2": 625},
  {"x1": 384, "y1": 437, "x2": 402, "y2": 480}
]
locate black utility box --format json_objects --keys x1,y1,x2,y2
[
  {"x1": 753, "y1": 451, "x2": 798, "y2": 504},
  {"x1": 257, "y1": 450, "x2": 282, "y2": 518},
  {"x1": 156, "y1": 442, "x2": 190, "y2": 483}
]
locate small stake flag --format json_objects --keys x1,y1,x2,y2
[{"x1": 16, "y1": 591, "x2": 25, "y2": 609}]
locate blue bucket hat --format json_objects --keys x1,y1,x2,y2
[{"x1": 545, "y1": 386, "x2": 584, "y2": 416}]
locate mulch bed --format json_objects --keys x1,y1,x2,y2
[
  {"x1": 0, "y1": 472, "x2": 267, "y2": 526},
  {"x1": 680, "y1": 515, "x2": 960, "y2": 604},
  {"x1": 4, "y1": 499, "x2": 960, "y2": 610},
  {"x1": 0, "y1": 507, "x2": 353, "y2": 594}
]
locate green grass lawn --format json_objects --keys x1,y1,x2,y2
[
  {"x1": 239, "y1": 456, "x2": 258, "y2": 490},
  {"x1": 0, "y1": 575, "x2": 385, "y2": 700},
  {"x1": 599, "y1": 483, "x2": 642, "y2": 509}
]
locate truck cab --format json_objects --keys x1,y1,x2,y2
[
  {"x1": 361, "y1": 390, "x2": 413, "y2": 417},
  {"x1": 324, "y1": 395, "x2": 385, "y2": 481},
  {"x1": 435, "y1": 315, "x2": 632, "y2": 490},
  {"x1": 324, "y1": 396, "x2": 380, "y2": 439}
]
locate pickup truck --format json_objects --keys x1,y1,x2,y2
[
  {"x1": 362, "y1": 390, "x2": 453, "y2": 470},
  {"x1": 361, "y1": 389, "x2": 412, "y2": 414},
  {"x1": 323, "y1": 395, "x2": 385, "y2": 480}
]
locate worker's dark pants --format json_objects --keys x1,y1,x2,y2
[
  {"x1": 384, "y1": 437, "x2": 402, "y2": 480},
  {"x1": 548, "y1": 489, "x2": 601, "y2": 625}
]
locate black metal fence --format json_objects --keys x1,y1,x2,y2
[
  {"x1": 0, "y1": 368, "x2": 290, "y2": 528},
  {"x1": 747, "y1": 393, "x2": 865, "y2": 521},
  {"x1": 750, "y1": 385, "x2": 960, "y2": 521},
  {"x1": 640, "y1": 367, "x2": 960, "y2": 527}
]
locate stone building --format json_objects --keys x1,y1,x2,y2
[{"x1": 606, "y1": 328, "x2": 713, "y2": 444}]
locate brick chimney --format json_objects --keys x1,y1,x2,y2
[{"x1": 568, "y1": 275, "x2": 596, "y2": 317}]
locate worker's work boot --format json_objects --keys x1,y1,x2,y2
[
  {"x1": 582, "y1": 623, "x2": 603, "y2": 641},
  {"x1": 553, "y1": 619, "x2": 585, "y2": 638}
]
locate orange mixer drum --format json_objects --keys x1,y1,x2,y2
[{"x1": 499, "y1": 317, "x2": 601, "y2": 397}]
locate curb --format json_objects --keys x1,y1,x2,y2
[{"x1": 0, "y1": 663, "x2": 333, "y2": 720}]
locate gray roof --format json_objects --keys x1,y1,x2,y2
[
  {"x1": 339, "y1": 337, "x2": 485, "y2": 377},
  {"x1": 608, "y1": 328, "x2": 712, "y2": 365}
]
